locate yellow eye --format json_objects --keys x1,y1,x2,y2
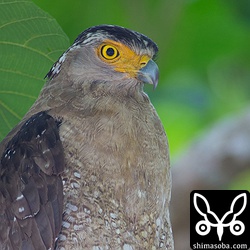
[{"x1": 101, "y1": 45, "x2": 119, "y2": 60}]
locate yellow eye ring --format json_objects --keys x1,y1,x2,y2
[{"x1": 101, "y1": 45, "x2": 119, "y2": 60}]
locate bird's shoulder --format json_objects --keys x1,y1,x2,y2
[{"x1": 0, "y1": 111, "x2": 65, "y2": 249}]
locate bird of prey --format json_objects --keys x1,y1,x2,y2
[{"x1": 0, "y1": 25, "x2": 173, "y2": 249}]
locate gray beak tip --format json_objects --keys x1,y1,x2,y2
[{"x1": 137, "y1": 59, "x2": 159, "y2": 89}]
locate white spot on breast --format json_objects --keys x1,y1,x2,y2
[
  {"x1": 86, "y1": 217, "x2": 91, "y2": 223},
  {"x1": 123, "y1": 244, "x2": 133, "y2": 250},
  {"x1": 92, "y1": 246, "x2": 104, "y2": 250},
  {"x1": 83, "y1": 207, "x2": 91, "y2": 214},
  {"x1": 66, "y1": 202, "x2": 78, "y2": 212},
  {"x1": 110, "y1": 212, "x2": 117, "y2": 219},
  {"x1": 93, "y1": 190, "x2": 99, "y2": 198},
  {"x1": 141, "y1": 231, "x2": 148, "y2": 238},
  {"x1": 138, "y1": 190, "x2": 142, "y2": 198},
  {"x1": 111, "y1": 221, "x2": 117, "y2": 228},
  {"x1": 156, "y1": 217, "x2": 161, "y2": 227},
  {"x1": 72, "y1": 236, "x2": 78, "y2": 244},
  {"x1": 58, "y1": 234, "x2": 67, "y2": 241},
  {"x1": 105, "y1": 220, "x2": 109, "y2": 227},
  {"x1": 138, "y1": 190, "x2": 146, "y2": 198},
  {"x1": 67, "y1": 215, "x2": 75, "y2": 222},
  {"x1": 73, "y1": 171, "x2": 81, "y2": 178},
  {"x1": 62, "y1": 221, "x2": 70, "y2": 228},
  {"x1": 73, "y1": 224, "x2": 84, "y2": 231},
  {"x1": 71, "y1": 182, "x2": 80, "y2": 188}
]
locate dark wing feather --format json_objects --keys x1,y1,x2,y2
[{"x1": 0, "y1": 111, "x2": 65, "y2": 250}]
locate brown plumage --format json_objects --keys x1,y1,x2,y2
[{"x1": 0, "y1": 25, "x2": 173, "y2": 249}]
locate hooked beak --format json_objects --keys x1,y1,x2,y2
[{"x1": 137, "y1": 59, "x2": 159, "y2": 89}]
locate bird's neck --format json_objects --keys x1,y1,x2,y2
[{"x1": 25, "y1": 78, "x2": 150, "y2": 120}]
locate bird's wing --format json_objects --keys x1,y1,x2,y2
[{"x1": 0, "y1": 111, "x2": 65, "y2": 250}]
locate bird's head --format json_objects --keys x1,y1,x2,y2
[{"x1": 46, "y1": 25, "x2": 159, "y2": 89}]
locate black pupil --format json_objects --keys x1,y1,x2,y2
[{"x1": 106, "y1": 48, "x2": 115, "y2": 57}]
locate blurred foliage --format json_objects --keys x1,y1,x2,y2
[
  {"x1": 1, "y1": 0, "x2": 250, "y2": 160},
  {"x1": 0, "y1": 0, "x2": 69, "y2": 139},
  {"x1": 31, "y1": 0, "x2": 250, "y2": 156},
  {"x1": 230, "y1": 171, "x2": 250, "y2": 191}
]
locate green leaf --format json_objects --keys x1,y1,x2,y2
[{"x1": 0, "y1": 0, "x2": 69, "y2": 141}]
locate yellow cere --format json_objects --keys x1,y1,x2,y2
[{"x1": 96, "y1": 39, "x2": 151, "y2": 78}]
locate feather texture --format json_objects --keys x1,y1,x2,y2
[
  {"x1": 0, "y1": 112, "x2": 64, "y2": 249},
  {"x1": 0, "y1": 25, "x2": 173, "y2": 249}
]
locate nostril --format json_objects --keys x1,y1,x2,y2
[
  {"x1": 140, "y1": 55, "x2": 150, "y2": 69},
  {"x1": 140, "y1": 61, "x2": 147, "y2": 68}
]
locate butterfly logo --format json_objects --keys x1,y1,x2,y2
[{"x1": 193, "y1": 193, "x2": 247, "y2": 241}]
